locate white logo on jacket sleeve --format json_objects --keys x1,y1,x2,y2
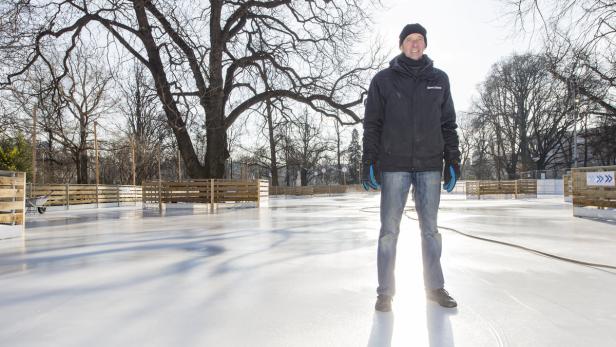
[{"x1": 427, "y1": 86, "x2": 442, "y2": 90}]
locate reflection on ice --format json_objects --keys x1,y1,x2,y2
[
  {"x1": 0, "y1": 194, "x2": 615, "y2": 346},
  {"x1": 426, "y1": 304, "x2": 455, "y2": 347},
  {"x1": 367, "y1": 312, "x2": 394, "y2": 347}
]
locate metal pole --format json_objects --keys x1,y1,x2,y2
[
  {"x1": 131, "y1": 136, "x2": 136, "y2": 186},
  {"x1": 571, "y1": 79, "x2": 579, "y2": 168},
  {"x1": 573, "y1": 97, "x2": 579, "y2": 168},
  {"x1": 131, "y1": 137, "x2": 137, "y2": 205},
  {"x1": 158, "y1": 143, "x2": 162, "y2": 212},
  {"x1": 157, "y1": 143, "x2": 161, "y2": 181},
  {"x1": 94, "y1": 121, "x2": 100, "y2": 207},
  {"x1": 65, "y1": 183, "x2": 70, "y2": 210},
  {"x1": 573, "y1": 86, "x2": 578, "y2": 167},
  {"x1": 31, "y1": 105, "x2": 37, "y2": 199}
]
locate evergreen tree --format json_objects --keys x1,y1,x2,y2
[
  {"x1": 0, "y1": 132, "x2": 33, "y2": 178},
  {"x1": 346, "y1": 129, "x2": 362, "y2": 184}
]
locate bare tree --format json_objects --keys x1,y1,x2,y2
[
  {"x1": 0, "y1": 94, "x2": 21, "y2": 136},
  {"x1": 1, "y1": 0, "x2": 385, "y2": 179},
  {"x1": 5, "y1": 57, "x2": 89, "y2": 183},
  {"x1": 503, "y1": 0, "x2": 615, "y2": 116},
  {"x1": 281, "y1": 108, "x2": 332, "y2": 186},
  {"x1": 470, "y1": 54, "x2": 574, "y2": 178},
  {"x1": 117, "y1": 64, "x2": 170, "y2": 184},
  {"x1": 59, "y1": 52, "x2": 113, "y2": 183},
  {"x1": 502, "y1": 0, "x2": 616, "y2": 170},
  {"x1": 253, "y1": 97, "x2": 290, "y2": 186},
  {"x1": 456, "y1": 112, "x2": 475, "y2": 177},
  {"x1": 467, "y1": 121, "x2": 495, "y2": 180}
]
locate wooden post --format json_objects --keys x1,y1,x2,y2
[
  {"x1": 158, "y1": 181, "x2": 162, "y2": 212},
  {"x1": 256, "y1": 179, "x2": 260, "y2": 208},
  {"x1": 478, "y1": 182, "x2": 482, "y2": 200},
  {"x1": 94, "y1": 121, "x2": 100, "y2": 208},
  {"x1": 65, "y1": 183, "x2": 70, "y2": 210},
  {"x1": 31, "y1": 105, "x2": 37, "y2": 199},
  {"x1": 117, "y1": 184, "x2": 120, "y2": 207},
  {"x1": 10, "y1": 171, "x2": 16, "y2": 225},
  {"x1": 157, "y1": 143, "x2": 161, "y2": 182},
  {"x1": 210, "y1": 179, "x2": 215, "y2": 212},
  {"x1": 514, "y1": 180, "x2": 518, "y2": 199},
  {"x1": 20, "y1": 173, "x2": 26, "y2": 227}
]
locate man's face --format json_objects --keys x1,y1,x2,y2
[{"x1": 400, "y1": 33, "x2": 425, "y2": 60}]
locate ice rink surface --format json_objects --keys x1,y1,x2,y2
[{"x1": 1, "y1": 193, "x2": 615, "y2": 347}]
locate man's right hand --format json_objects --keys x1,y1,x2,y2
[
  {"x1": 443, "y1": 159, "x2": 461, "y2": 193},
  {"x1": 362, "y1": 159, "x2": 381, "y2": 191}
]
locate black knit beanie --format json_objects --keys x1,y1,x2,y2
[{"x1": 399, "y1": 23, "x2": 427, "y2": 47}]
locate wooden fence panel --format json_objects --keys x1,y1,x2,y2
[
  {"x1": 465, "y1": 180, "x2": 537, "y2": 199},
  {"x1": 0, "y1": 171, "x2": 25, "y2": 225},
  {"x1": 142, "y1": 179, "x2": 267, "y2": 208},
  {"x1": 571, "y1": 166, "x2": 616, "y2": 209},
  {"x1": 518, "y1": 179, "x2": 537, "y2": 195},
  {"x1": 28, "y1": 184, "x2": 142, "y2": 207},
  {"x1": 269, "y1": 185, "x2": 351, "y2": 196}
]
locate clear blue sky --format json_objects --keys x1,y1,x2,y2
[{"x1": 367, "y1": 0, "x2": 539, "y2": 112}]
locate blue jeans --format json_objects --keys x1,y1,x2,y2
[{"x1": 377, "y1": 171, "x2": 444, "y2": 297}]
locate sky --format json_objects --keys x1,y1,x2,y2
[{"x1": 367, "y1": 0, "x2": 541, "y2": 112}]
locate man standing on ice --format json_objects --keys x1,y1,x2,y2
[{"x1": 361, "y1": 23, "x2": 461, "y2": 311}]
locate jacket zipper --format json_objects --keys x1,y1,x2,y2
[{"x1": 409, "y1": 78, "x2": 419, "y2": 171}]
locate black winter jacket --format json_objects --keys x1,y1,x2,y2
[{"x1": 362, "y1": 54, "x2": 460, "y2": 172}]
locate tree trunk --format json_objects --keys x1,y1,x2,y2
[
  {"x1": 266, "y1": 100, "x2": 279, "y2": 186},
  {"x1": 78, "y1": 119, "x2": 88, "y2": 184},
  {"x1": 134, "y1": 1, "x2": 208, "y2": 178},
  {"x1": 77, "y1": 150, "x2": 88, "y2": 184},
  {"x1": 202, "y1": 1, "x2": 228, "y2": 178},
  {"x1": 204, "y1": 119, "x2": 227, "y2": 178},
  {"x1": 300, "y1": 167, "x2": 308, "y2": 186}
]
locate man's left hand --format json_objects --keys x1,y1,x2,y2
[{"x1": 443, "y1": 160, "x2": 461, "y2": 193}]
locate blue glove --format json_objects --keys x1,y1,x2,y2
[
  {"x1": 443, "y1": 160, "x2": 460, "y2": 193},
  {"x1": 362, "y1": 160, "x2": 380, "y2": 191}
]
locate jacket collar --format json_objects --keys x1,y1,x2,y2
[{"x1": 390, "y1": 54, "x2": 435, "y2": 79}]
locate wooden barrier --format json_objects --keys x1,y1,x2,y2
[
  {"x1": 466, "y1": 179, "x2": 537, "y2": 199},
  {"x1": 571, "y1": 166, "x2": 616, "y2": 209},
  {"x1": 0, "y1": 171, "x2": 26, "y2": 225},
  {"x1": 269, "y1": 184, "x2": 358, "y2": 196},
  {"x1": 142, "y1": 179, "x2": 269, "y2": 210},
  {"x1": 256, "y1": 180, "x2": 269, "y2": 207},
  {"x1": 27, "y1": 184, "x2": 142, "y2": 207}
]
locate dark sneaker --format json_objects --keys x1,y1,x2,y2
[
  {"x1": 427, "y1": 288, "x2": 457, "y2": 308},
  {"x1": 375, "y1": 295, "x2": 392, "y2": 312}
]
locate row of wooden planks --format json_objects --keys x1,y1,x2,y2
[{"x1": 0, "y1": 172, "x2": 26, "y2": 225}]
